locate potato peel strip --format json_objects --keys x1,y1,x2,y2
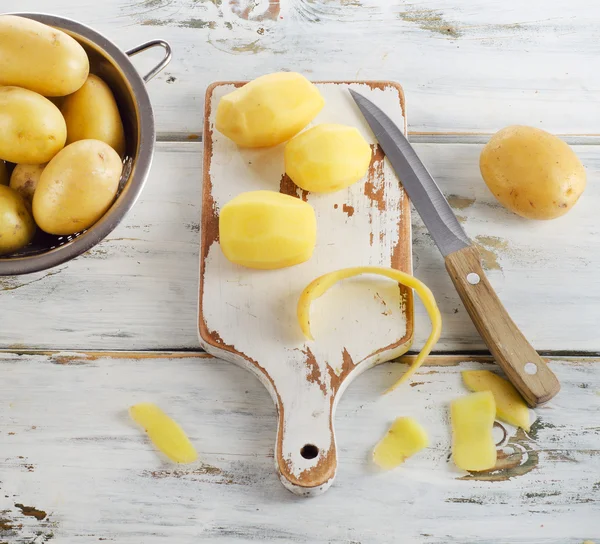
[
  {"x1": 297, "y1": 266, "x2": 442, "y2": 392},
  {"x1": 130, "y1": 403, "x2": 198, "y2": 464}
]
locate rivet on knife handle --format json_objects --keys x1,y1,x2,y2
[{"x1": 445, "y1": 246, "x2": 560, "y2": 407}]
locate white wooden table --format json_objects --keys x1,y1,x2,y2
[{"x1": 1, "y1": 1, "x2": 599, "y2": 542}]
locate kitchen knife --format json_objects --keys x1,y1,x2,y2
[{"x1": 350, "y1": 88, "x2": 560, "y2": 407}]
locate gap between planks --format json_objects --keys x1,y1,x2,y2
[
  {"x1": 157, "y1": 132, "x2": 600, "y2": 146},
  {"x1": 1, "y1": 350, "x2": 599, "y2": 365}
]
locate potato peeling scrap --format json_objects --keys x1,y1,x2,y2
[
  {"x1": 462, "y1": 370, "x2": 531, "y2": 431},
  {"x1": 129, "y1": 403, "x2": 198, "y2": 464},
  {"x1": 297, "y1": 266, "x2": 442, "y2": 391},
  {"x1": 373, "y1": 417, "x2": 429, "y2": 470}
]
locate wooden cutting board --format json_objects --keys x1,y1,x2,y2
[{"x1": 199, "y1": 81, "x2": 412, "y2": 496}]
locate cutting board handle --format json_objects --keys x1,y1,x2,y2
[{"x1": 274, "y1": 391, "x2": 338, "y2": 496}]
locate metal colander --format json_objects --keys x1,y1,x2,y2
[{"x1": 0, "y1": 13, "x2": 171, "y2": 275}]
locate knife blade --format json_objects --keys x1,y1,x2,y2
[{"x1": 350, "y1": 88, "x2": 560, "y2": 406}]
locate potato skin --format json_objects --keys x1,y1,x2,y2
[
  {"x1": 33, "y1": 140, "x2": 122, "y2": 235},
  {"x1": 0, "y1": 15, "x2": 89, "y2": 97},
  {"x1": 61, "y1": 74, "x2": 126, "y2": 157},
  {"x1": 480, "y1": 125, "x2": 586, "y2": 220},
  {"x1": 216, "y1": 72, "x2": 324, "y2": 148},
  {"x1": 10, "y1": 163, "x2": 46, "y2": 207},
  {"x1": 0, "y1": 185, "x2": 36, "y2": 255},
  {"x1": 0, "y1": 86, "x2": 67, "y2": 164}
]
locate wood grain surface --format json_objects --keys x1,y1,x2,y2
[
  {"x1": 3, "y1": 0, "x2": 600, "y2": 137},
  {"x1": 0, "y1": 351, "x2": 598, "y2": 543},
  {"x1": 1, "y1": 142, "x2": 598, "y2": 353}
]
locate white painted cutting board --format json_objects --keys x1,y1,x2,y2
[{"x1": 199, "y1": 81, "x2": 412, "y2": 496}]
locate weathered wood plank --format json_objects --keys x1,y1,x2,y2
[
  {"x1": 1, "y1": 141, "x2": 598, "y2": 353},
  {"x1": 5, "y1": 0, "x2": 600, "y2": 136},
  {"x1": 0, "y1": 352, "x2": 598, "y2": 542}
]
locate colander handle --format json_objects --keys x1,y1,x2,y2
[{"x1": 126, "y1": 40, "x2": 172, "y2": 83}]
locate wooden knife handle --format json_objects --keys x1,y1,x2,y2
[{"x1": 445, "y1": 245, "x2": 560, "y2": 407}]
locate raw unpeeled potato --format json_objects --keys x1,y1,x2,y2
[
  {"x1": 285, "y1": 124, "x2": 372, "y2": 193},
  {"x1": 216, "y1": 72, "x2": 324, "y2": 147},
  {"x1": 0, "y1": 86, "x2": 67, "y2": 164},
  {"x1": 219, "y1": 190, "x2": 317, "y2": 269},
  {"x1": 480, "y1": 125, "x2": 586, "y2": 220},
  {"x1": 462, "y1": 370, "x2": 531, "y2": 430},
  {"x1": 0, "y1": 185, "x2": 36, "y2": 255},
  {"x1": 33, "y1": 140, "x2": 122, "y2": 235},
  {"x1": 451, "y1": 391, "x2": 497, "y2": 472},
  {"x1": 373, "y1": 417, "x2": 429, "y2": 469},
  {"x1": 61, "y1": 74, "x2": 126, "y2": 157},
  {"x1": 10, "y1": 163, "x2": 45, "y2": 207}
]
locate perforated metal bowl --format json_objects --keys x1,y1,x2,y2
[{"x1": 0, "y1": 13, "x2": 171, "y2": 275}]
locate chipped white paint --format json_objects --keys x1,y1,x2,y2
[
  {"x1": 4, "y1": 0, "x2": 600, "y2": 135},
  {"x1": 0, "y1": 352, "x2": 599, "y2": 542},
  {"x1": 200, "y1": 82, "x2": 411, "y2": 494}
]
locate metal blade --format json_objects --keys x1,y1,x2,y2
[{"x1": 350, "y1": 89, "x2": 471, "y2": 257}]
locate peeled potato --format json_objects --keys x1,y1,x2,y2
[
  {"x1": 373, "y1": 417, "x2": 429, "y2": 470},
  {"x1": 219, "y1": 190, "x2": 316, "y2": 270},
  {"x1": 130, "y1": 403, "x2": 197, "y2": 464},
  {"x1": 0, "y1": 185, "x2": 36, "y2": 255},
  {"x1": 216, "y1": 72, "x2": 324, "y2": 147},
  {"x1": 462, "y1": 370, "x2": 531, "y2": 431},
  {"x1": 480, "y1": 125, "x2": 586, "y2": 220},
  {"x1": 9, "y1": 163, "x2": 45, "y2": 207},
  {"x1": 33, "y1": 140, "x2": 122, "y2": 235},
  {"x1": 0, "y1": 161, "x2": 7, "y2": 185},
  {"x1": 285, "y1": 124, "x2": 372, "y2": 193},
  {"x1": 451, "y1": 391, "x2": 497, "y2": 472}
]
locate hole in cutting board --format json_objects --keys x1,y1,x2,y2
[
  {"x1": 524, "y1": 362, "x2": 538, "y2": 375},
  {"x1": 300, "y1": 444, "x2": 319, "y2": 459}
]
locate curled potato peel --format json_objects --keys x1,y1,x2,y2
[{"x1": 297, "y1": 266, "x2": 442, "y2": 392}]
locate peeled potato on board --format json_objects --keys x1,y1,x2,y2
[
  {"x1": 33, "y1": 140, "x2": 122, "y2": 235},
  {"x1": 0, "y1": 185, "x2": 36, "y2": 255},
  {"x1": 216, "y1": 72, "x2": 324, "y2": 148},
  {"x1": 219, "y1": 190, "x2": 317, "y2": 270},
  {"x1": 480, "y1": 125, "x2": 586, "y2": 220},
  {"x1": 285, "y1": 124, "x2": 372, "y2": 193},
  {"x1": 129, "y1": 403, "x2": 198, "y2": 464},
  {"x1": 373, "y1": 417, "x2": 429, "y2": 470},
  {"x1": 462, "y1": 370, "x2": 531, "y2": 431},
  {"x1": 451, "y1": 391, "x2": 497, "y2": 472}
]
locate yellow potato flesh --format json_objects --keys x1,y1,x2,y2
[
  {"x1": 61, "y1": 74, "x2": 126, "y2": 157},
  {"x1": 216, "y1": 72, "x2": 324, "y2": 147},
  {"x1": 0, "y1": 161, "x2": 7, "y2": 185},
  {"x1": 373, "y1": 417, "x2": 429, "y2": 470},
  {"x1": 0, "y1": 86, "x2": 67, "y2": 164},
  {"x1": 297, "y1": 266, "x2": 441, "y2": 391},
  {"x1": 219, "y1": 190, "x2": 316, "y2": 270},
  {"x1": 480, "y1": 125, "x2": 586, "y2": 220},
  {"x1": 33, "y1": 140, "x2": 122, "y2": 235},
  {"x1": 462, "y1": 370, "x2": 531, "y2": 431},
  {"x1": 129, "y1": 403, "x2": 198, "y2": 464},
  {"x1": 285, "y1": 124, "x2": 372, "y2": 193},
  {"x1": 451, "y1": 391, "x2": 497, "y2": 472},
  {"x1": 0, "y1": 15, "x2": 89, "y2": 97},
  {"x1": 0, "y1": 185, "x2": 36, "y2": 255},
  {"x1": 10, "y1": 163, "x2": 45, "y2": 207}
]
